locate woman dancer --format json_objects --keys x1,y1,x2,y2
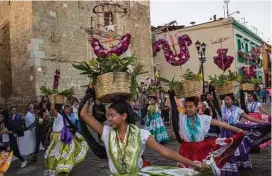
[
  {"x1": 168, "y1": 91, "x2": 244, "y2": 175},
  {"x1": 79, "y1": 83, "x2": 207, "y2": 175},
  {"x1": 44, "y1": 96, "x2": 88, "y2": 176},
  {"x1": 240, "y1": 91, "x2": 271, "y2": 120},
  {"x1": 220, "y1": 93, "x2": 270, "y2": 175},
  {"x1": 144, "y1": 96, "x2": 169, "y2": 143}
]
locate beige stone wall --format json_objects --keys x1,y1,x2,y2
[
  {"x1": 0, "y1": 2, "x2": 34, "y2": 110},
  {"x1": 154, "y1": 18, "x2": 236, "y2": 81},
  {"x1": 0, "y1": 3, "x2": 12, "y2": 99}
]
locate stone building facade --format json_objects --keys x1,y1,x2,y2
[{"x1": 0, "y1": 1, "x2": 153, "y2": 110}]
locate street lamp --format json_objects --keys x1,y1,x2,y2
[{"x1": 195, "y1": 40, "x2": 207, "y2": 94}]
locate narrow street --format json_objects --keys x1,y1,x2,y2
[{"x1": 7, "y1": 104, "x2": 271, "y2": 176}]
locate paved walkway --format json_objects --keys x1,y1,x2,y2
[{"x1": 7, "y1": 104, "x2": 271, "y2": 176}]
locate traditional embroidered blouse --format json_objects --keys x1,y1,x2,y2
[
  {"x1": 246, "y1": 101, "x2": 261, "y2": 113},
  {"x1": 221, "y1": 106, "x2": 244, "y2": 125},
  {"x1": 52, "y1": 113, "x2": 64, "y2": 132},
  {"x1": 179, "y1": 113, "x2": 212, "y2": 142},
  {"x1": 101, "y1": 125, "x2": 150, "y2": 174}
]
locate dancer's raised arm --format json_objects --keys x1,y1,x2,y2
[{"x1": 79, "y1": 83, "x2": 104, "y2": 136}]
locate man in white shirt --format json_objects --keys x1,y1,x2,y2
[{"x1": 25, "y1": 103, "x2": 36, "y2": 129}]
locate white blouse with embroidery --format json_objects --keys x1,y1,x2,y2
[
  {"x1": 101, "y1": 125, "x2": 151, "y2": 174},
  {"x1": 52, "y1": 113, "x2": 64, "y2": 132},
  {"x1": 246, "y1": 101, "x2": 261, "y2": 113},
  {"x1": 178, "y1": 113, "x2": 212, "y2": 142},
  {"x1": 221, "y1": 106, "x2": 244, "y2": 124}
]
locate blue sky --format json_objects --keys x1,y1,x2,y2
[{"x1": 150, "y1": 0, "x2": 271, "y2": 43}]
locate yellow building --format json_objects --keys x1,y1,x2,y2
[
  {"x1": 153, "y1": 17, "x2": 265, "y2": 84},
  {"x1": 262, "y1": 43, "x2": 271, "y2": 87}
]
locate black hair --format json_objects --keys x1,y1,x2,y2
[
  {"x1": 39, "y1": 108, "x2": 47, "y2": 118},
  {"x1": 219, "y1": 93, "x2": 235, "y2": 101},
  {"x1": 240, "y1": 90, "x2": 258, "y2": 113},
  {"x1": 64, "y1": 105, "x2": 71, "y2": 109},
  {"x1": 184, "y1": 96, "x2": 199, "y2": 106},
  {"x1": 205, "y1": 91, "x2": 222, "y2": 119},
  {"x1": 246, "y1": 91, "x2": 259, "y2": 101},
  {"x1": 200, "y1": 94, "x2": 206, "y2": 102},
  {"x1": 220, "y1": 93, "x2": 240, "y2": 107},
  {"x1": 168, "y1": 90, "x2": 182, "y2": 143},
  {"x1": 55, "y1": 104, "x2": 63, "y2": 113},
  {"x1": 108, "y1": 95, "x2": 135, "y2": 124},
  {"x1": 41, "y1": 95, "x2": 48, "y2": 102}
]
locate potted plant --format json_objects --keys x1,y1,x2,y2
[
  {"x1": 209, "y1": 70, "x2": 240, "y2": 95},
  {"x1": 72, "y1": 54, "x2": 146, "y2": 102},
  {"x1": 40, "y1": 69, "x2": 74, "y2": 104}
]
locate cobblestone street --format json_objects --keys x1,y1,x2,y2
[{"x1": 7, "y1": 104, "x2": 271, "y2": 176}]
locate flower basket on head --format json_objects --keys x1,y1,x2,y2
[
  {"x1": 239, "y1": 65, "x2": 261, "y2": 91},
  {"x1": 147, "y1": 78, "x2": 163, "y2": 98},
  {"x1": 216, "y1": 81, "x2": 236, "y2": 95},
  {"x1": 73, "y1": 54, "x2": 147, "y2": 103},
  {"x1": 95, "y1": 72, "x2": 131, "y2": 102},
  {"x1": 55, "y1": 95, "x2": 65, "y2": 104},
  {"x1": 181, "y1": 70, "x2": 203, "y2": 98},
  {"x1": 40, "y1": 69, "x2": 74, "y2": 104},
  {"x1": 148, "y1": 89, "x2": 158, "y2": 97},
  {"x1": 73, "y1": 34, "x2": 147, "y2": 102},
  {"x1": 241, "y1": 83, "x2": 255, "y2": 91},
  {"x1": 181, "y1": 80, "x2": 203, "y2": 98},
  {"x1": 209, "y1": 70, "x2": 240, "y2": 95}
]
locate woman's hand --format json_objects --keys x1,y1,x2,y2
[{"x1": 86, "y1": 82, "x2": 96, "y2": 99}]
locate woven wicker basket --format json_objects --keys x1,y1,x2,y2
[
  {"x1": 95, "y1": 72, "x2": 131, "y2": 103},
  {"x1": 55, "y1": 95, "x2": 65, "y2": 104},
  {"x1": 180, "y1": 80, "x2": 203, "y2": 98},
  {"x1": 241, "y1": 83, "x2": 255, "y2": 91},
  {"x1": 48, "y1": 94, "x2": 65, "y2": 104},
  {"x1": 148, "y1": 89, "x2": 158, "y2": 97},
  {"x1": 216, "y1": 81, "x2": 235, "y2": 95}
]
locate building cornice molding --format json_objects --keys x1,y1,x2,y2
[{"x1": 232, "y1": 19, "x2": 264, "y2": 44}]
